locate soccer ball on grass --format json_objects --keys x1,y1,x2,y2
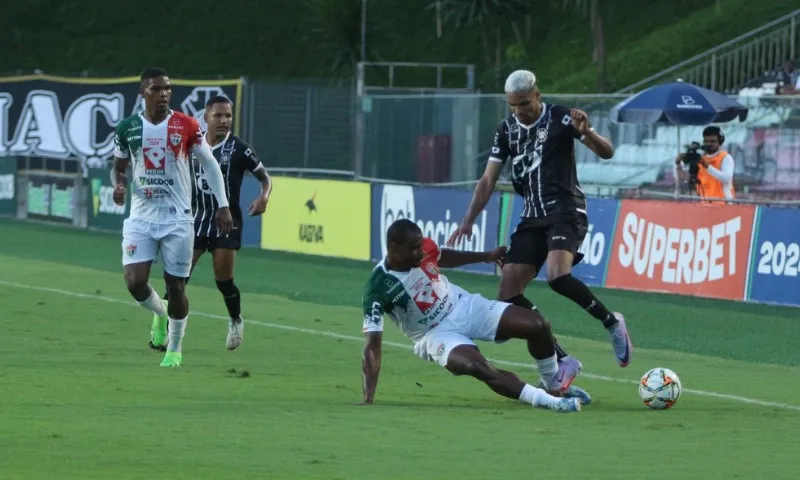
[{"x1": 638, "y1": 367, "x2": 682, "y2": 410}]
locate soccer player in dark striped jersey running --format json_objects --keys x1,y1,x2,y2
[
  {"x1": 149, "y1": 95, "x2": 271, "y2": 352},
  {"x1": 449, "y1": 70, "x2": 632, "y2": 403}
]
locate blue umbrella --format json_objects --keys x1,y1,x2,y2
[{"x1": 610, "y1": 81, "x2": 749, "y2": 125}]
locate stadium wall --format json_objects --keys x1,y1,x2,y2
[{"x1": 2, "y1": 168, "x2": 798, "y2": 308}]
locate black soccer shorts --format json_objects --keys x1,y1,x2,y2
[
  {"x1": 194, "y1": 229, "x2": 242, "y2": 252},
  {"x1": 504, "y1": 213, "x2": 588, "y2": 268}
]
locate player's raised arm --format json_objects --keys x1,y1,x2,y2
[
  {"x1": 438, "y1": 246, "x2": 508, "y2": 269},
  {"x1": 570, "y1": 108, "x2": 614, "y2": 159},
  {"x1": 361, "y1": 297, "x2": 385, "y2": 405}
]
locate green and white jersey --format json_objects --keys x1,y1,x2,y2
[
  {"x1": 113, "y1": 110, "x2": 204, "y2": 224},
  {"x1": 362, "y1": 238, "x2": 460, "y2": 342}
]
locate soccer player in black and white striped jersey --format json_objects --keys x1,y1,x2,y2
[
  {"x1": 449, "y1": 70, "x2": 632, "y2": 404},
  {"x1": 150, "y1": 95, "x2": 271, "y2": 352}
]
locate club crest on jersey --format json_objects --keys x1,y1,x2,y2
[
  {"x1": 424, "y1": 262, "x2": 438, "y2": 278},
  {"x1": 220, "y1": 153, "x2": 231, "y2": 166},
  {"x1": 536, "y1": 128, "x2": 548, "y2": 143},
  {"x1": 435, "y1": 343, "x2": 445, "y2": 359},
  {"x1": 125, "y1": 243, "x2": 137, "y2": 256},
  {"x1": 170, "y1": 133, "x2": 182, "y2": 146}
]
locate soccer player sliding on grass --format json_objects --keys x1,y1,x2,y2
[{"x1": 359, "y1": 219, "x2": 583, "y2": 412}]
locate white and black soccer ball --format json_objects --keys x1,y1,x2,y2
[{"x1": 639, "y1": 367, "x2": 682, "y2": 410}]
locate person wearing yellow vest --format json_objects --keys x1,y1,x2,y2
[{"x1": 695, "y1": 126, "x2": 734, "y2": 200}]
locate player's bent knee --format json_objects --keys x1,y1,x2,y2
[
  {"x1": 164, "y1": 276, "x2": 186, "y2": 297},
  {"x1": 533, "y1": 315, "x2": 553, "y2": 337},
  {"x1": 123, "y1": 269, "x2": 147, "y2": 295},
  {"x1": 215, "y1": 278, "x2": 238, "y2": 296},
  {"x1": 520, "y1": 309, "x2": 552, "y2": 339}
]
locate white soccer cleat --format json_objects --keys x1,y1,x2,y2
[
  {"x1": 226, "y1": 317, "x2": 244, "y2": 350},
  {"x1": 550, "y1": 397, "x2": 582, "y2": 413}
]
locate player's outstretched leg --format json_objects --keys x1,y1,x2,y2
[
  {"x1": 502, "y1": 294, "x2": 592, "y2": 404},
  {"x1": 499, "y1": 264, "x2": 591, "y2": 403},
  {"x1": 160, "y1": 273, "x2": 189, "y2": 367},
  {"x1": 445, "y1": 345, "x2": 580, "y2": 413},
  {"x1": 497, "y1": 263, "x2": 578, "y2": 363},
  {"x1": 494, "y1": 305, "x2": 582, "y2": 396},
  {"x1": 546, "y1": 250, "x2": 632, "y2": 367}
]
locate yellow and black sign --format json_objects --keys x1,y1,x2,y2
[{"x1": 260, "y1": 177, "x2": 370, "y2": 260}]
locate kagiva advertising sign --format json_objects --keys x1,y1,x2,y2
[{"x1": 0, "y1": 74, "x2": 244, "y2": 176}]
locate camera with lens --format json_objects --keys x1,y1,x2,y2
[{"x1": 681, "y1": 141, "x2": 704, "y2": 187}]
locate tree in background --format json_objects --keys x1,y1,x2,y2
[
  {"x1": 433, "y1": 0, "x2": 531, "y2": 86},
  {"x1": 304, "y1": 0, "x2": 396, "y2": 84},
  {"x1": 557, "y1": 0, "x2": 608, "y2": 92}
]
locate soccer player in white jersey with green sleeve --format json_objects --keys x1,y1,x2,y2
[
  {"x1": 360, "y1": 219, "x2": 583, "y2": 412},
  {"x1": 112, "y1": 67, "x2": 233, "y2": 367}
]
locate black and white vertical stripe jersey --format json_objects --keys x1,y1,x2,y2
[
  {"x1": 490, "y1": 103, "x2": 587, "y2": 223},
  {"x1": 192, "y1": 132, "x2": 264, "y2": 238}
]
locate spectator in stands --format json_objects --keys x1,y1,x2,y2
[
  {"x1": 776, "y1": 59, "x2": 798, "y2": 94},
  {"x1": 675, "y1": 126, "x2": 734, "y2": 201}
]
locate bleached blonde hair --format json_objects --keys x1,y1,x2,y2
[{"x1": 504, "y1": 70, "x2": 537, "y2": 94}]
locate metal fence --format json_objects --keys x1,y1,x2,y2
[
  {"x1": 245, "y1": 82, "x2": 356, "y2": 174},
  {"x1": 245, "y1": 81, "x2": 800, "y2": 198}
]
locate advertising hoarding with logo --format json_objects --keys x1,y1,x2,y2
[
  {"x1": 605, "y1": 200, "x2": 756, "y2": 301},
  {"x1": 260, "y1": 176, "x2": 371, "y2": 260},
  {"x1": 746, "y1": 207, "x2": 800, "y2": 307}
]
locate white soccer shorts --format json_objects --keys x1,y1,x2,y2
[
  {"x1": 121, "y1": 217, "x2": 194, "y2": 277},
  {"x1": 413, "y1": 286, "x2": 511, "y2": 367}
]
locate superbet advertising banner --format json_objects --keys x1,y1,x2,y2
[{"x1": 605, "y1": 200, "x2": 756, "y2": 301}]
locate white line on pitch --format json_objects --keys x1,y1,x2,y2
[{"x1": 2, "y1": 279, "x2": 798, "y2": 412}]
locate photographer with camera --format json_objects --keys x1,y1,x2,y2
[{"x1": 674, "y1": 126, "x2": 734, "y2": 202}]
